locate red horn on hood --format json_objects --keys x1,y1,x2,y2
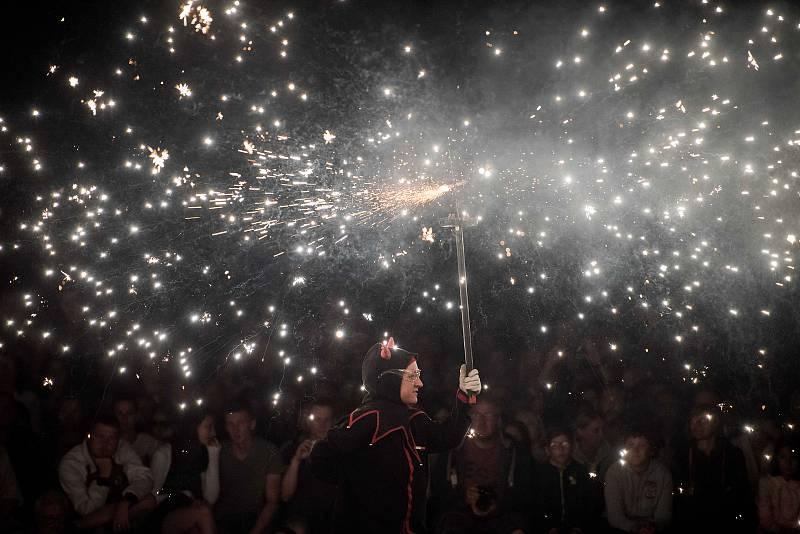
[{"x1": 380, "y1": 337, "x2": 395, "y2": 360}]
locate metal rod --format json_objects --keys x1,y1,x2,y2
[{"x1": 454, "y1": 221, "x2": 474, "y2": 374}]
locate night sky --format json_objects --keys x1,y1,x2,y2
[{"x1": 2, "y1": 0, "x2": 800, "y2": 415}]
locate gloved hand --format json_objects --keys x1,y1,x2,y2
[{"x1": 459, "y1": 364, "x2": 482, "y2": 395}]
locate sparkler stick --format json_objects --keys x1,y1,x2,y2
[{"x1": 443, "y1": 211, "x2": 477, "y2": 404}]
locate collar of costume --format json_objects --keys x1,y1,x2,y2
[{"x1": 347, "y1": 399, "x2": 427, "y2": 462}]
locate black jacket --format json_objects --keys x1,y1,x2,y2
[
  {"x1": 672, "y1": 437, "x2": 755, "y2": 533},
  {"x1": 532, "y1": 460, "x2": 602, "y2": 533},
  {"x1": 310, "y1": 391, "x2": 472, "y2": 534}
]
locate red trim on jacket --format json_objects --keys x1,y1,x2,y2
[
  {"x1": 347, "y1": 408, "x2": 423, "y2": 463},
  {"x1": 402, "y1": 447, "x2": 416, "y2": 533},
  {"x1": 346, "y1": 406, "x2": 425, "y2": 532}
]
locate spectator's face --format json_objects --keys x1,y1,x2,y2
[
  {"x1": 196, "y1": 415, "x2": 216, "y2": 445},
  {"x1": 113, "y1": 400, "x2": 137, "y2": 432},
  {"x1": 548, "y1": 434, "x2": 572, "y2": 467},
  {"x1": 654, "y1": 389, "x2": 677, "y2": 424},
  {"x1": 58, "y1": 398, "x2": 82, "y2": 426},
  {"x1": 601, "y1": 387, "x2": 624, "y2": 417},
  {"x1": 136, "y1": 396, "x2": 156, "y2": 424},
  {"x1": 577, "y1": 418, "x2": 605, "y2": 449},
  {"x1": 398, "y1": 360, "x2": 423, "y2": 406},
  {"x1": 88, "y1": 423, "x2": 119, "y2": 459},
  {"x1": 504, "y1": 424, "x2": 524, "y2": 444},
  {"x1": 151, "y1": 411, "x2": 173, "y2": 441},
  {"x1": 777, "y1": 445, "x2": 798, "y2": 479},
  {"x1": 225, "y1": 410, "x2": 254, "y2": 445},
  {"x1": 689, "y1": 412, "x2": 716, "y2": 441},
  {"x1": 305, "y1": 405, "x2": 334, "y2": 441},
  {"x1": 34, "y1": 494, "x2": 69, "y2": 534},
  {"x1": 470, "y1": 401, "x2": 500, "y2": 441},
  {"x1": 513, "y1": 410, "x2": 543, "y2": 442},
  {"x1": 623, "y1": 436, "x2": 652, "y2": 470}
]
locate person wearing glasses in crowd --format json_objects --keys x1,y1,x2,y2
[
  {"x1": 532, "y1": 427, "x2": 601, "y2": 534},
  {"x1": 310, "y1": 337, "x2": 482, "y2": 534},
  {"x1": 429, "y1": 393, "x2": 530, "y2": 534}
]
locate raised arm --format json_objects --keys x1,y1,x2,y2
[
  {"x1": 281, "y1": 439, "x2": 313, "y2": 502},
  {"x1": 411, "y1": 390, "x2": 472, "y2": 453},
  {"x1": 201, "y1": 443, "x2": 221, "y2": 504},
  {"x1": 412, "y1": 365, "x2": 480, "y2": 453}
]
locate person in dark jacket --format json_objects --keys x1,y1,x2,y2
[
  {"x1": 673, "y1": 404, "x2": 755, "y2": 533},
  {"x1": 309, "y1": 337, "x2": 482, "y2": 534},
  {"x1": 532, "y1": 427, "x2": 601, "y2": 534},
  {"x1": 148, "y1": 408, "x2": 220, "y2": 533},
  {"x1": 279, "y1": 399, "x2": 337, "y2": 534},
  {"x1": 429, "y1": 393, "x2": 530, "y2": 533}
]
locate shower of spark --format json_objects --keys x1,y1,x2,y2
[{"x1": 1, "y1": 1, "x2": 800, "y2": 412}]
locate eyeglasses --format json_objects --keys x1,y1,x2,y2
[{"x1": 381, "y1": 369, "x2": 422, "y2": 381}]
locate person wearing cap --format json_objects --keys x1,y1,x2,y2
[{"x1": 309, "y1": 337, "x2": 481, "y2": 534}]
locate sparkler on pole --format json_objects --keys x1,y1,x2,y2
[{"x1": 443, "y1": 210, "x2": 477, "y2": 404}]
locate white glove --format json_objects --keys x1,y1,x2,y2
[{"x1": 459, "y1": 365, "x2": 482, "y2": 395}]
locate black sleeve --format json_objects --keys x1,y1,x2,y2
[
  {"x1": 411, "y1": 390, "x2": 471, "y2": 454},
  {"x1": 308, "y1": 411, "x2": 376, "y2": 483},
  {"x1": 503, "y1": 446, "x2": 533, "y2": 530},
  {"x1": 532, "y1": 465, "x2": 558, "y2": 532}
]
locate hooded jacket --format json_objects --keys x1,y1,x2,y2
[
  {"x1": 429, "y1": 432, "x2": 532, "y2": 531},
  {"x1": 309, "y1": 341, "x2": 472, "y2": 534}
]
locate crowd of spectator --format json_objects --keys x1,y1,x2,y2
[{"x1": 1, "y1": 333, "x2": 800, "y2": 533}]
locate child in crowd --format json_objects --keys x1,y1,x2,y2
[
  {"x1": 533, "y1": 427, "x2": 601, "y2": 534},
  {"x1": 604, "y1": 427, "x2": 672, "y2": 533}
]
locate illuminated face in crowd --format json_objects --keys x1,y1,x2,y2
[
  {"x1": 113, "y1": 400, "x2": 138, "y2": 434},
  {"x1": 196, "y1": 415, "x2": 216, "y2": 445},
  {"x1": 305, "y1": 404, "x2": 334, "y2": 441},
  {"x1": 399, "y1": 360, "x2": 423, "y2": 406},
  {"x1": 225, "y1": 410, "x2": 255, "y2": 446},
  {"x1": 88, "y1": 422, "x2": 119, "y2": 459},
  {"x1": 623, "y1": 436, "x2": 652, "y2": 470},
  {"x1": 577, "y1": 417, "x2": 605, "y2": 450},
  {"x1": 470, "y1": 401, "x2": 501, "y2": 441},
  {"x1": 689, "y1": 412, "x2": 717, "y2": 441},
  {"x1": 548, "y1": 433, "x2": 572, "y2": 468}
]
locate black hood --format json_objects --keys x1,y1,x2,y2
[{"x1": 361, "y1": 339, "x2": 417, "y2": 404}]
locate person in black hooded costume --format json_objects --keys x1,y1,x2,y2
[{"x1": 309, "y1": 337, "x2": 482, "y2": 534}]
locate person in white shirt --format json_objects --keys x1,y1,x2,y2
[
  {"x1": 114, "y1": 397, "x2": 161, "y2": 466},
  {"x1": 604, "y1": 427, "x2": 672, "y2": 534},
  {"x1": 58, "y1": 415, "x2": 155, "y2": 531}
]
